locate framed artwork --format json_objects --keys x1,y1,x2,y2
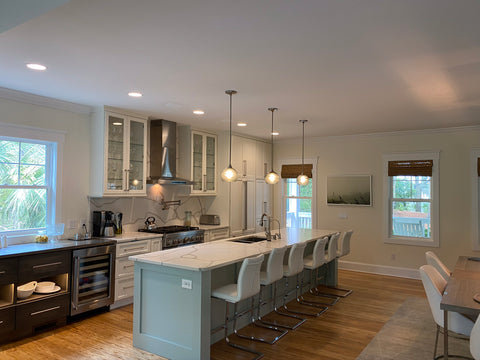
[{"x1": 327, "y1": 175, "x2": 372, "y2": 206}]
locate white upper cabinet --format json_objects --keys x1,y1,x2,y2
[
  {"x1": 178, "y1": 127, "x2": 217, "y2": 195},
  {"x1": 90, "y1": 108, "x2": 147, "y2": 197},
  {"x1": 255, "y1": 140, "x2": 271, "y2": 180},
  {"x1": 231, "y1": 135, "x2": 256, "y2": 180}
]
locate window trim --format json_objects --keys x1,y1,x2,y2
[
  {"x1": 0, "y1": 122, "x2": 64, "y2": 244},
  {"x1": 471, "y1": 148, "x2": 480, "y2": 251},
  {"x1": 279, "y1": 158, "x2": 317, "y2": 229},
  {"x1": 383, "y1": 151, "x2": 440, "y2": 247}
]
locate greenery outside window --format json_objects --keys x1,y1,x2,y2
[
  {"x1": 0, "y1": 136, "x2": 57, "y2": 238},
  {"x1": 383, "y1": 152, "x2": 439, "y2": 247}
]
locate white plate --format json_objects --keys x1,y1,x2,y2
[{"x1": 34, "y1": 285, "x2": 61, "y2": 294}]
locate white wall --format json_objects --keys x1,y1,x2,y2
[
  {"x1": 274, "y1": 127, "x2": 480, "y2": 272},
  {"x1": 0, "y1": 96, "x2": 91, "y2": 239}
]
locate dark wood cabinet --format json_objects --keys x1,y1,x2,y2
[
  {"x1": 18, "y1": 251, "x2": 70, "y2": 282},
  {"x1": 0, "y1": 258, "x2": 17, "y2": 286},
  {"x1": 0, "y1": 249, "x2": 71, "y2": 343}
]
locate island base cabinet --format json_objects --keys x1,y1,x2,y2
[
  {"x1": 15, "y1": 294, "x2": 69, "y2": 337},
  {"x1": 133, "y1": 262, "x2": 212, "y2": 360}
]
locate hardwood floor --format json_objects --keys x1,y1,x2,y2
[{"x1": 0, "y1": 270, "x2": 425, "y2": 360}]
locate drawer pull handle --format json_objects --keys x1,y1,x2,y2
[
  {"x1": 33, "y1": 261, "x2": 62, "y2": 270},
  {"x1": 123, "y1": 285, "x2": 134, "y2": 290},
  {"x1": 0, "y1": 271, "x2": 5, "y2": 275},
  {"x1": 123, "y1": 246, "x2": 145, "y2": 252},
  {"x1": 30, "y1": 305, "x2": 60, "y2": 316},
  {"x1": 124, "y1": 264, "x2": 134, "y2": 269}
]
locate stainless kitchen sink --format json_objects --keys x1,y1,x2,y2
[{"x1": 229, "y1": 236, "x2": 267, "y2": 244}]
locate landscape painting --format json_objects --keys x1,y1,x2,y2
[{"x1": 327, "y1": 175, "x2": 372, "y2": 206}]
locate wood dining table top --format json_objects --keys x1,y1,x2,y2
[{"x1": 440, "y1": 256, "x2": 480, "y2": 316}]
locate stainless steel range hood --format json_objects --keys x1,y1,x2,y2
[{"x1": 147, "y1": 119, "x2": 194, "y2": 185}]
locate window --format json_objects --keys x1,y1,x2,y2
[
  {"x1": 0, "y1": 136, "x2": 57, "y2": 241},
  {"x1": 383, "y1": 152, "x2": 439, "y2": 247},
  {"x1": 280, "y1": 160, "x2": 316, "y2": 229}
]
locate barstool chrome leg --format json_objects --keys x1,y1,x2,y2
[
  {"x1": 234, "y1": 289, "x2": 288, "y2": 344},
  {"x1": 315, "y1": 264, "x2": 353, "y2": 298},
  {"x1": 281, "y1": 274, "x2": 328, "y2": 318},
  {"x1": 302, "y1": 268, "x2": 339, "y2": 306},
  {"x1": 259, "y1": 281, "x2": 306, "y2": 330},
  {"x1": 224, "y1": 302, "x2": 264, "y2": 360}
]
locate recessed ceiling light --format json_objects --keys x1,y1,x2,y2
[
  {"x1": 26, "y1": 63, "x2": 47, "y2": 71},
  {"x1": 272, "y1": 131, "x2": 279, "y2": 136},
  {"x1": 128, "y1": 91, "x2": 143, "y2": 98},
  {"x1": 193, "y1": 110, "x2": 205, "y2": 115},
  {"x1": 237, "y1": 122, "x2": 247, "y2": 127}
]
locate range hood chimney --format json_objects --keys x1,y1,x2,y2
[{"x1": 147, "y1": 119, "x2": 194, "y2": 185}]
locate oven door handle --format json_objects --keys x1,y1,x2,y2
[{"x1": 72, "y1": 256, "x2": 80, "y2": 311}]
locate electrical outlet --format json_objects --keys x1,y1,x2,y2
[
  {"x1": 80, "y1": 218, "x2": 87, "y2": 227},
  {"x1": 181, "y1": 279, "x2": 192, "y2": 290},
  {"x1": 338, "y1": 213, "x2": 348, "y2": 219},
  {"x1": 68, "y1": 219, "x2": 77, "y2": 229}
]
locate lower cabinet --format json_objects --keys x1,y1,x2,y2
[
  {"x1": 0, "y1": 306, "x2": 15, "y2": 337},
  {"x1": 204, "y1": 227, "x2": 229, "y2": 242},
  {"x1": 16, "y1": 294, "x2": 69, "y2": 337}
]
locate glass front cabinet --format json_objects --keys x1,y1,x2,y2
[
  {"x1": 103, "y1": 112, "x2": 147, "y2": 196},
  {"x1": 191, "y1": 131, "x2": 217, "y2": 195}
]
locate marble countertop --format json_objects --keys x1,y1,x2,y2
[
  {"x1": 198, "y1": 225, "x2": 229, "y2": 231},
  {"x1": 129, "y1": 228, "x2": 338, "y2": 272},
  {"x1": 107, "y1": 232, "x2": 163, "y2": 243}
]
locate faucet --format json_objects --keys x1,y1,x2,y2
[
  {"x1": 270, "y1": 218, "x2": 281, "y2": 240},
  {"x1": 259, "y1": 213, "x2": 271, "y2": 241}
]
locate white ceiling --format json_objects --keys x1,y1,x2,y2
[{"x1": 1, "y1": 0, "x2": 480, "y2": 139}]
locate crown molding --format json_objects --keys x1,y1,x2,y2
[{"x1": 0, "y1": 87, "x2": 93, "y2": 115}]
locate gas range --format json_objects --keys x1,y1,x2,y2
[{"x1": 138, "y1": 226, "x2": 204, "y2": 249}]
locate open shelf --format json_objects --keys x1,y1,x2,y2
[{"x1": 0, "y1": 284, "x2": 14, "y2": 308}]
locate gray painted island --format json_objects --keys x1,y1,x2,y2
[{"x1": 129, "y1": 228, "x2": 339, "y2": 360}]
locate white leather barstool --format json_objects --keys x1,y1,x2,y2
[
  {"x1": 301, "y1": 237, "x2": 338, "y2": 306},
  {"x1": 281, "y1": 242, "x2": 328, "y2": 317},
  {"x1": 426, "y1": 251, "x2": 451, "y2": 282},
  {"x1": 471, "y1": 315, "x2": 480, "y2": 360},
  {"x1": 212, "y1": 254, "x2": 265, "y2": 360},
  {"x1": 332, "y1": 230, "x2": 354, "y2": 297},
  {"x1": 257, "y1": 246, "x2": 306, "y2": 330},
  {"x1": 314, "y1": 232, "x2": 352, "y2": 298},
  {"x1": 420, "y1": 265, "x2": 474, "y2": 360}
]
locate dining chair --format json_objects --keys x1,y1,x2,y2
[
  {"x1": 471, "y1": 315, "x2": 480, "y2": 359},
  {"x1": 419, "y1": 265, "x2": 474, "y2": 360},
  {"x1": 425, "y1": 251, "x2": 451, "y2": 282}
]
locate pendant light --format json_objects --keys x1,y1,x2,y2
[
  {"x1": 265, "y1": 107, "x2": 280, "y2": 184},
  {"x1": 221, "y1": 90, "x2": 239, "y2": 182},
  {"x1": 297, "y1": 120, "x2": 309, "y2": 186}
]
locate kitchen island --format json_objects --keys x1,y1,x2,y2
[{"x1": 129, "y1": 228, "x2": 339, "y2": 360}]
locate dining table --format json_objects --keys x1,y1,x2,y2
[{"x1": 440, "y1": 256, "x2": 480, "y2": 360}]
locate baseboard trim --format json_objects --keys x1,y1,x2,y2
[{"x1": 339, "y1": 260, "x2": 421, "y2": 280}]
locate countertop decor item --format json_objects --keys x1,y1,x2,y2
[
  {"x1": 265, "y1": 107, "x2": 280, "y2": 185},
  {"x1": 297, "y1": 119, "x2": 309, "y2": 186},
  {"x1": 220, "y1": 90, "x2": 239, "y2": 182}
]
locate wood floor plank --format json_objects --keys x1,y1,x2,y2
[{"x1": 0, "y1": 270, "x2": 425, "y2": 359}]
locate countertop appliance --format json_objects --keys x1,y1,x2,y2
[
  {"x1": 71, "y1": 244, "x2": 115, "y2": 316},
  {"x1": 199, "y1": 214, "x2": 220, "y2": 225},
  {"x1": 138, "y1": 225, "x2": 204, "y2": 249},
  {"x1": 92, "y1": 210, "x2": 113, "y2": 237}
]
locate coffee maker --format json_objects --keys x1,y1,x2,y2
[{"x1": 92, "y1": 211, "x2": 122, "y2": 237}]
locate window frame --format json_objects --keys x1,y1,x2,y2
[
  {"x1": 383, "y1": 151, "x2": 440, "y2": 247},
  {"x1": 279, "y1": 158, "x2": 317, "y2": 229},
  {"x1": 0, "y1": 122, "x2": 64, "y2": 244}
]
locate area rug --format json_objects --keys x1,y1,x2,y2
[{"x1": 356, "y1": 297, "x2": 472, "y2": 360}]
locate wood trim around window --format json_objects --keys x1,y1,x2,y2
[
  {"x1": 281, "y1": 164, "x2": 313, "y2": 178},
  {"x1": 388, "y1": 160, "x2": 433, "y2": 177}
]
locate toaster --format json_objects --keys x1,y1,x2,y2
[{"x1": 199, "y1": 214, "x2": 220, "y2": 225}]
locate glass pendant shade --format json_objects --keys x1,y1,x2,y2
[
  {"x1": 221, "y1": 165, "x2": 238, "y2": 182},
  {"x1": 265, "y1": 170, "x2": 280, "y2": 184},
  {"x1": 222, "y1": 90, "x2": 239, "y2": 182},
  {"x1": 297, "y1": 174, "x2": 309, "y2": 186},
  {"x1": 297, "y1": 119, "x2": 309, "y2": 186}
]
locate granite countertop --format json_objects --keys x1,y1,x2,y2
[
  {"x1": 0, "y1": 238, "x2": 116, "y2": 258},
  {"x1": 129, "y1": 228, "x2": 338, "y2": 272}
]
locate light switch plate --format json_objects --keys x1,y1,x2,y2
[{"x1": 182, "y1": 279, "x2": 192, "y2": 290}]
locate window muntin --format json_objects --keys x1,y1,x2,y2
[
  {"x1": 0, "y1": 138, "x2": 54, "y2": 233},
  {"x1": 285, "y1": 178, "x2": 312, "y2": 229}
]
